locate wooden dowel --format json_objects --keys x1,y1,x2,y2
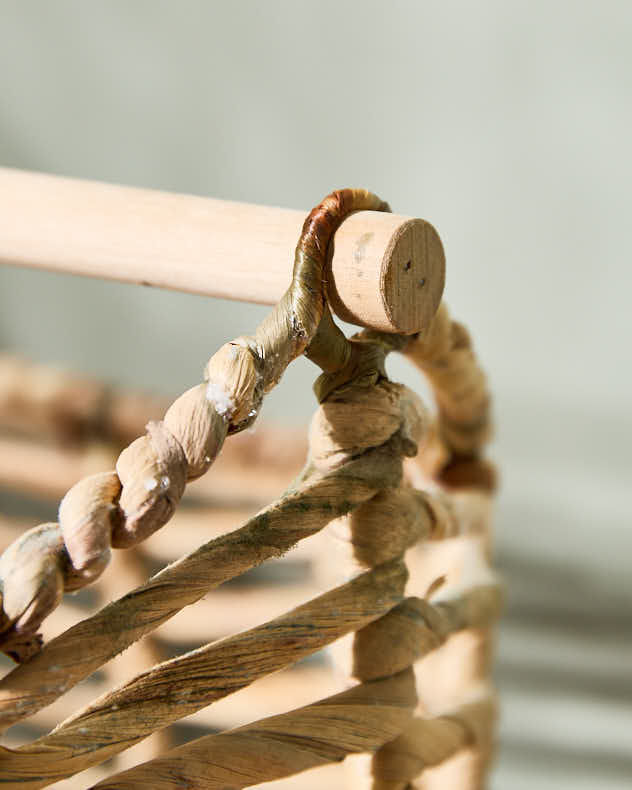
[{"x1": 0, "y1": 168, "x2": 445, "y2": 333}]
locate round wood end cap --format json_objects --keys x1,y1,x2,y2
[{"x1": 381, "y1": 218, "x2": 446, "y2": 334}]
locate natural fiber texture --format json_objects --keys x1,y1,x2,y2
[
  {"x1": 0, "y1": 563, "x2": 408, "y2": 787},
  {"x1": 352, "y1": 586, "x2": 501, "y2": 681},
  {"x1": 0, "y1": 189, "x2": 388, "y2": 660},
  {"x1": 92, "y1": 670, "x2": 419, "y2": 790},
  {"x1": 302, "y1": 313, "x2": 497, "y2": 789},
  {"x1": 371, "y1": 694, "x2": 497, "y2": 788},
  {"x1": 405, "y1": 305, "x2": 491, "y2": 458},
  {"x1": 0, "y1": 432, "x2": 404, "y2": 731},
  {"x1": 0, "y1": 188, "x2": 498, "y2": 789}
]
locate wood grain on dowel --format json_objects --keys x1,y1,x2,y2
[{"x1": 0, "y1": 167, "x2": 445, "y2": 333}]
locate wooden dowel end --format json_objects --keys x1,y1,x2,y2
[
  {"x1": 327, "y1": 212, "x2": 445, "y2": 333},
  {"x1": 0, "y1": 168, "x2": 445, "y2": 333}
]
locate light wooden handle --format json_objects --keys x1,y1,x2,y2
[{"x1": 0, "y1": 168, "x2": 445, "y2": 333}]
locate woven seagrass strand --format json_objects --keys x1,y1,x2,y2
[
  {"x1": 305, "y1": 321, "x2": 498, "y2": 789},
  {"x1": 0, "y1": 188, "x2": 498, "y2": 789},
  {"x1": 0, "y1": 305, "x2": 498, "y2": 789},
  {"x1": 0, "y1": 189, "x2": 388, "y2": 661}
]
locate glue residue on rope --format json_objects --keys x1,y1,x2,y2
[{"x1": 205, "y1": 378, "x2": 235, "y2": 419}]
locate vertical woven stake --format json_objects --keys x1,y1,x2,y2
[{"x1": 308, "y1": 307, "x2": 500, "y2": 789}]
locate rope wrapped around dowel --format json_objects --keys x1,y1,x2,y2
[
  {"x1": 0, "y1": 188, "x2": 498, "y2": 789},
  {"x1": 0, "y1": 189, "x2": 390, "y2": 660}
]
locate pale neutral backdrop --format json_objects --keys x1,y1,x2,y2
[{"x1": 0, "y1": 2, "x2": 630, "y2": 787}]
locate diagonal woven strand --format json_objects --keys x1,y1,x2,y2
[
  {"x1": 89, "y1": 670, "x2": 418, "y2": 790},
  {"x1": 0, "y1": 189, "x2": 389, "y2": 661},
  {"x1": 0, "y1": 561, "x2": 407, "y2": 788},
  {"x1": 0, "y1": 185, "x2": 498, "y2": 790},
  {"x1": 0, "y1": 580, "x2": 502, "y2": 788},
  {"x1": 87, "y1": 679, "x2": 495, "y2": 790},
  {"x1": 0, "y1": 316, "x2": 496, "y2": 787},
  {"x1": 0, "y1": 431, "x2": 406, "y2": 732}
]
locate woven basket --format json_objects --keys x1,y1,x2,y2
[{"x1": 0, "y1": 190, "x2": 499, "y2": 789}]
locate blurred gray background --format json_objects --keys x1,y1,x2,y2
[{"x1": 0, "y1": 1, "x2": 630, "y2": 787}]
